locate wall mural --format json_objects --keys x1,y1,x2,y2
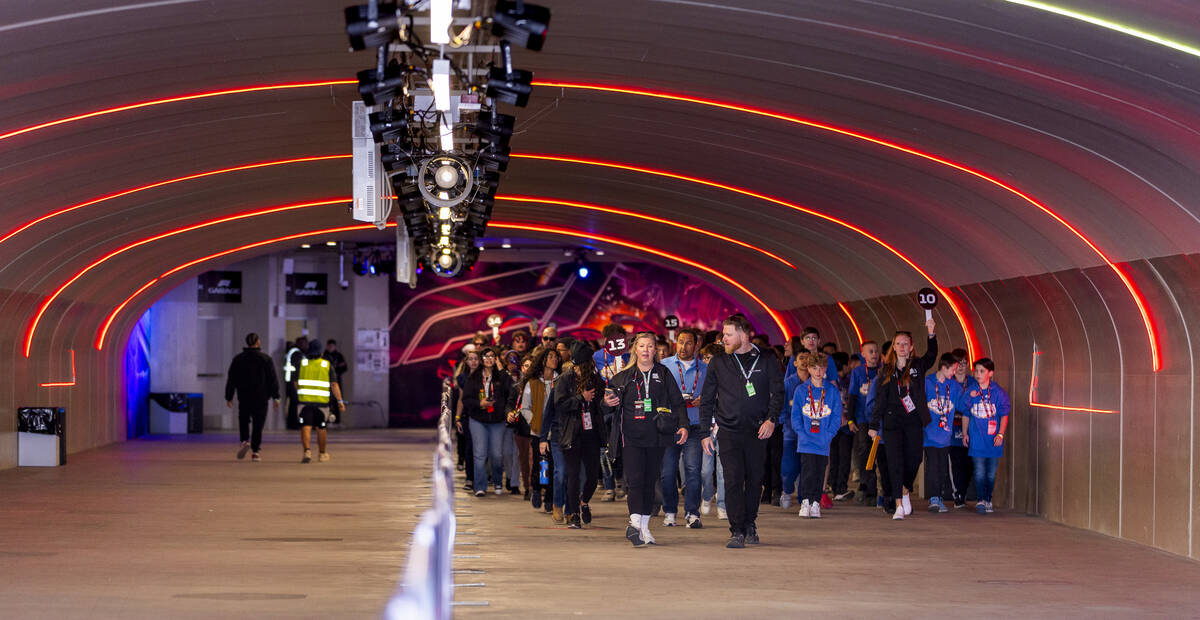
[{"x1": 387, "y1": 261, "x2": 745, "y2": 425}]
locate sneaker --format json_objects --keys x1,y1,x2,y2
[
  {"x1": 474, "y1": 489, "x2": 486, "y2": 497},
  {"x1": 251, "y1": 452, "x2": 262, "y2": 462},
  {"x1": 626, "y1": 525, "x2": 646, "y2": 547},
  {"x1": 301, "y1": 450, "x2": 312, "y2": 464},
  {"x1": 954, "y1": 499, "x2": 967, "y2": 509},
  {"x1": 810, "y1": 503, "x2": 821, "y2": 519},
  {"x1": 770, "y1": 496, "x2": 781, "y2": 507},
  {"x1": 552, "y1": 506, "x2": 565, "y2": 524},
  {"x1": 834, "y1": 490, "x2": 854, "y2": 501},
  {"x1": 798, "y1": 499, "x2": 811, "y2": 518},
  {"x1": 581, "y1": 503, "x2": 592, "y2": 524},
  {"x1": 892, "y1": 508, "x2": 905, "y2": 520},
  {"x1": 640, "y1": 521, "x2": 656, "y2": 545},
  {"x1": 779, "y1": 493, "x2": 792, "y2": 510},
  {"x1": 745, "y1": 524, "x2": 759, "y2": 544},
  {"x1": 494, "y1": 486, "x2": 504, "y2": 496},
  {"x1": 463, "y1": 482, "x2": 474, "y2": 491},
  {"x1": 663, "y1": 513, "x2": 677, "y2": 527},
  {"x1": 237, "y1": 441, "x2": 251, "y2": 460},
  {"x1": 686, "y1": 514, "x2": 703, "y2": 529},
  {"x1": 929, "y1": 498, "x2": 942, "y2": 513},
  {"x1": 524, "y1": 488, "x2": 531, "y2": 501},
  {"x1": 318, "y1": 452, "x2": 330, "y2": 462},
  {"x1": 509, "y1": 486, "x2": 521, "y2": 495},
  {"x1": 567, "y1": 514, "x2": 582, "y2": 529},
  {"x1": 901, "y1": 493, "x2": 912, "y2": 515},
  {"x1": 976, "y1": 502, "x2": 987, "y2": 514},
  {"x1": 985, "y1": 501, "x2": 995, "y2": 513},
  {"x1": 602, "y1": 489, "x2": 615, "y2": 502},
  {"x1": 820, "y1": 493, "x2": 833, "y2": 509},
  {"x1": 938, "y1": 501, "x2": 949, "y2": 513},
  {"x1": 717, "y1": 507, "x2": 728, "y2": 520},
  {"x1": 531, "y1": 491, "x2": 543, "y2": 510},
  {"x1": 700, "y1": 499, "x2": 712, "y2": 515},
  {"x1": 615, "y1": 486, "x2": 627, "y2": 500},
  {"x1": 726, "y1": 533, "x2": 745, "y2": 549},
  {"x1": 543, "y1": 499, "x2": 553, "y2": 513}
]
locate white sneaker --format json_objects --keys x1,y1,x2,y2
[
  {"x1": 985, "y1": 501, "x2": 995, "y2": 513},
  {"x1": 779, "y1": 493, "x2": 792, "y2": 510},
  {"x1": 892, "y1": 507, "x2": 905, "y2": 520},
  {"x1": 685, "y1": 513, "x2": 702, "y2": 529},
  {"x1": 901, "y1": 493, "x2": 912, "y2": 516},
  {"x1": 717, "y1": 507, "x2": 728, "y2": 520},
  {"x1": 663, "y1": 513, "x2": 677, "y2": 527},
  {"x1": 639, "y1": 515, "x2": 656, "y2": 544},
  {"x1": 798, "y1": 499, "x2": 811, "y2": 518},
  {"x1": 810, "y1": 502, "x2": 821, "y2": 519},
  {"x1": 700, "y1": 499, "x2": 712, "y2": 515},
  {"x1": 494, "y1": 487, "x2": 504, "y2": 496}
]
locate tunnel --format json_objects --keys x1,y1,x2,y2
[{"x1": 1, "y1": 0, "x2": 1200, "y2": 616}]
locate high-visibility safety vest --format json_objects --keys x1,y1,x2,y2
[
  {"x1": 297, "y1": 358, "x2": 332, "y2": 404},
  {"x1": 283, "y1": 346, "x2": 302, "y2": 382}
]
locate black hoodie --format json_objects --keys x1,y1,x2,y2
[
  {"x1": 224, "y1": 347, "x2": 280, "y2": 404},
  {"x1": 699, "y1": 345, "x2": 784, "y2": 433}
]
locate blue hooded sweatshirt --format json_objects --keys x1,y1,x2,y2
[
  {"x1": 781, "y1": 373, "x2": 802, "y2": 442},
  {"x1": 847, "y1": 364, "x2": 880, "y2": 426},
  {"x1": 957, "y1": 381, "x2": 1011, "y2": 458},
  {"x1": 791, "y1": 378, "x2": 843, "y2": 456},
  {"x1": 951, "y1": 375, "x2": 977, "y2": 447},
  {"x1": 924, "y1": 374, "x2": 962, "y2": 447}
]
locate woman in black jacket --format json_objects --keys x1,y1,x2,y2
[
  {"x1": 602, "y1": 332, "x2": 689, "y2": 547},
  {"x1": 460, "y1": 348, "x2": 518, "y2": 497},
  {"x1": 553, "y1": 342, "x2": 608, "y2": 529},
  {"x1": 869, "y1": 320, "x2": 937, "y2": 520}
]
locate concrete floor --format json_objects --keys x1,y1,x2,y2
[{"x1": 2, "y1": 430, "x2": 1199, "y2": 619}]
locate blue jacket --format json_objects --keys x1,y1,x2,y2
[
  {"x1": 594, "y1": 349, "x2": 630, "y2": 377},
  {"x1": 924, "y1": 374, "x2": 962, "y2": 447},
  {"x1": 951, "y1": 376, "x2": 977, "y2": 447},
  {"x1": 660, "y1": 355, "x2": 707, "y2": 426},
  {"x1": 781, "y1": 373, "x2": 802, "y2": 442},
  {"x1": 791, "y1": 378, "x2": 843, "y2": 456},
  {"x1": 846, "y1": 364, "x2": 879, "y2": 426},
  {"x1": 957, "y1": 381, "x2": 1011, "y2": 458}
]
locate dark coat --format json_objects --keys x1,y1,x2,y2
[
  {"x1": 460, "y1": 368, "x2": 517, "y2": 424},
  {"x1": 224, "y1": 348, "x2": 280, "y2": 405},
  {"x1": 870, "y1": 336, "x2": 938, "y2": 430},
  {"x1": 552, "y1": 371, "x2": 608, "y2": 451},
  {"x1": 602, "y1": 362, "x2": 688, "y2": 450}
]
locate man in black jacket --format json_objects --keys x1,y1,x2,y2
[
  {"x1": 225, "y1": 333, "x2": 280, "y2": 461},
  {"x1": 700, "y1": 315, "x2": 784, "y2": 548}
]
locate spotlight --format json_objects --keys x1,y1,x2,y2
[
  {"x1": 345, "y1": 2, "x2": 402, "y2": 51},
  {"x1": 357, "y1": 60, "x2": 410, "y2": 106},
  {"x1": 485, "y1": 66, "x2": 533, "y2": 107},
  {"x1": 369, "y1": 109, "x2": 408, "y2": 143},
  {"x1": 577, "y1": 262, "x2": 589, "y2": 279},
  {"x1": 575, "y1": 252, "x2": 593, "y2": 279},
  {"x1": 478, "y1": 144, "x2": 510, "y2": 172},
  {"x1": 491, "y1": 0, "x2": 551, "y2": 51},
  {"x1": 474, "y1": 110, "x2": 514, "y2": 145}
]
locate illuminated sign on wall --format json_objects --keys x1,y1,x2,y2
[
  {"x1": 286, "y1": 273, "x2": 328, "y2": 305},
  {"x1": 197, "y1": 271, "x2": 242, "y2": 303}
]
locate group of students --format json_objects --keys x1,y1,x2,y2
[{"x1": 447, "y1": 313, "x2": 1011, "y2": 549}]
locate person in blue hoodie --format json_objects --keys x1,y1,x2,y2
[
  {"x1": 957, "y1": 358, "x2": 1010, "y2": 514},
  {"x1": 923, "y1": 353, "x2": 962, "y2": 513},
  {"x1": 790, "y1": 352, "x2": 843, "y2": 518},
  {"x1": 779, "y1": 357, "x2": 810, "y2": 509},
  {"x1": 846, "y1": 340, "x2": 881, "y2": 505}
]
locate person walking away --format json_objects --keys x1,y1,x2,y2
[
  {"x1": 225, "y1": 332, "x2": 280, "y2": 461},
  {"x1": 296, "y1": 339, "x2": 344, "y2": 463}
]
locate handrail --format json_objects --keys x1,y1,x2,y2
[{"x1": 385, "y1": 377, "x2": 457, "y2": 619}]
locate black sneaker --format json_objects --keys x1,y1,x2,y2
[
  {"x1": 626, "y1": 525, "x2": 646, "y2": 547},
  {"x1": 726, "y1": 533, "x2": 745, "y2": 549},
  {"x1": 463, "y1": 482, "x2": 474, "y2": 491},
  {"x1": 543, "y1": 497, "x2": 553, "y2": 513},
  {"x1": 237, "y1": 441, "x2": 251, "y2": 460},
  {"x1": 685, "y1": 514, "x2": 703, "y2": 529},
  {"x1": 523, "y1": 488, "x2": 531, "y2": 501},
  {"x1": 581, "y1": 503, "x2": 592, "y2": 524},
  {"x1": 510, "y1": 486, "x2": 521, "y2": 495},
  {"x1": 531, "y1": 491, "x2": 543, "y2": 510},
  {"x1": 770, "y1": 496, "x2": 780, "y2": 507},
  {"x1": 474, "y1": 490, "x2": 486, "y2": 497},
  {"x1": 567, "y1": 514, "x2": 582, "y2": 529},
  {"x1": 745, "y1": 524, "x2": 760, "y2": 545}
]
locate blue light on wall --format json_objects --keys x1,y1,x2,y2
[{"x1": 124, "y1": 309, "x2": 151, "y2": 438}]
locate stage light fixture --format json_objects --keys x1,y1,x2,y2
[
  {"x1": 491, "y1": 0, "x2": 551, "y2": 51},
  {"x1": 344, "y1": 2, "x2": 402, "y2": 51},
  {"x1": 369, "y1": 109, "x2": 408, "y2": 143},
  {"x1": 478, "y1": 144, "x2": 510, "y2": 172},
  {"x1": 485, "y1": 43, "x2": 533, "y2": 107},
  {"x1": 357, "y1": 60, "x2": 409, "y2": 106},
  {"x1": 474, "y1": 110, "x2": 514, "y2": 145}
]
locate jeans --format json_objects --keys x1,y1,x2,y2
[
  {"x1": 701, "y1": 436, "x2": 726, "y2": 509},
  {"x1": 469, "y1": 419, "x2": 506, "y2": 492},
  {"x1": 781, "y1": 437, "x2": 799, "y2": 496},
  {"x1": 552, "y1": 441, "x2": 567, "y2": 508},
  {"x1": 601, "y1": 448, "x2": 616, "y2": 491},
  {"x1": 661, "y1": 430, "x2": 703, "y2": 516},
  {"x1": 972, "y1": 456, "x2": 1000, "y2": 503}
]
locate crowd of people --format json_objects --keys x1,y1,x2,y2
[{"x1": 446, "y1": 315, "x2": 1011, "y2": 549}]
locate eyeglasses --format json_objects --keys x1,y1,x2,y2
[{"x1": 542, "y1": 336, "x2": 554, "y2": 341}]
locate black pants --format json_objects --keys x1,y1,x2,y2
[
  {"x1": 624, "y1": 446, "x2": 664, "y2": 516},
  {"x1": 563, "y1": 433, "x2": 601, "y2": 516},
  {"x1": 852, "y1": 425, "x2": 877, "y2": 499},
  {"x1": 924, "y1": 446, "x2": 950, "y2": 500},
  {"x1": 798, "y1": 453, "x2": 828, "y2": 503},
  {"x1": 761, "y1": 426, "x2": 783, "y2": 501},
  {"x1": 460, "y1": 423, "x2": 475, "y2": 485},
  {"x1": 238, "y1": 403, "x2": 268, "y2": 452},
  {"x1": 285, "y1": 383, "x2": 301, "y2": 430},
  {"x1": 949, "y1": 445, "x2": 974, "y2": 503},
  {"x1": 718, "y1": 430, "x2": 766, "y2": 535},
  {"x1": 828, "y1": 429, "x2": 853, "y2": 495},
  {"x1": 876, "y1": 443, "x2": 893, "y2": 512},
  {"x1": 882, "y1": 418, "x2": 924, "y2": 498}
]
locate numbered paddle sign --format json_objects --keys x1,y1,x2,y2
[
  {"x1": 486, "y1": 313, "x2": 503, "y2": 328},
  {"x1": 662, "y1": 315, "x2": 680, "y2": 330},
  {"x1": 605, "y1": 336, "x2": 629, "y2": 355},
  {"x1": 916, "y1": 287, "x2": 938, "y2": 321}
]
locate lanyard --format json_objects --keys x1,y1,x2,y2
[
  {"x1": 732, "y1": 347, "x2": 760, "y2": 384},
  {"x1": 675, "y1": 360, "x2": 698, "y2": 394},
  {"x1": 807, "y1": 384, "x2": 825, "y2": 416},
  {"x1": 482, "y1": 373, "x2": 492, "y2": 398},
  {"x1": 934, "y1": 382, "x2": 949, "y2": 412},
  {"x1": 895, "y1": 363, "x2": 910, "y2": 398},
  {"x1": 979, "y1": 385, "x2": 992, "y2": 412},
  {"x1": 634, "y1": 368, "x2": 653, "y2": 401}
]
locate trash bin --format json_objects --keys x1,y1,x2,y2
[
  {"x1": 148, "y1": 393, "x2": 203, "y2": 434},
  {"x1": 17, "y1": 407, "x2": 65, "y2": 466}
]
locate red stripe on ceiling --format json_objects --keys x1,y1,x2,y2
[
  {"x1": 838, "y1": 302, "x2": 864, "y2": 347},
  {"x1": 532, "y1": 80, "x2": 1160, "y2": 371}
]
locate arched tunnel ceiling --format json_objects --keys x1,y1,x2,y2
[{"x1": 3, "y1": 0, "x2": 1200, "y2": 353}]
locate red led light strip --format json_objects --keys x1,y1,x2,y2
[
  {"x1": 838, "y1": 302, "x2": 864, "y2": 347},
  {"x1": 512, "y1": 153, "x2": 975, "y2": 361},
  {"x1": 1028, "y1": 351, "x2": 1118, "y2": 413},
  {"x1": 533, "y1": 80, "x2": 1159, "y2": 372},
  {"x1": 38, "y1": 349, "x2": 76, "y2": 388},
  {"x1": 24, "y1": 198, "x2": 349, "y2": 357},
  {"x1": 0, "y1": 155, "x2": 350, "y2": 247},
  {"x1": 0, "y1": 80, "x2": 356, "y2": 144},
  {"x1": 95, "y1": 222, "x2": 791, "y2": 349},
  {"x1": 495, "y1": 195, "x2": 795, "y2": 269}
]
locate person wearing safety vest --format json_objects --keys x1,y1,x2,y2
[
  {"x1": 282, "y1": 336, "x2": 308, "y2": 430},
  {"x1": 297, "y1": 339, "x2": 345, "y2": 463}
]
